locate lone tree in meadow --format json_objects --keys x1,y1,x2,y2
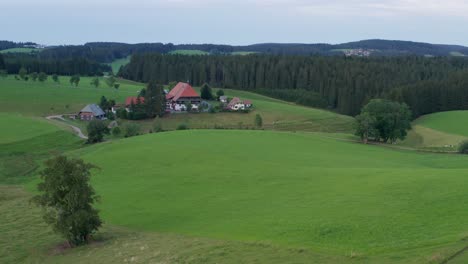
[
  {"x1": 30, "y1": 72, "x2": 38, "y2": 81},
  {"x1": 52, "y1": 74, "x2": 59, "y2": 83},
  {"x1": 458, "y1": 140, "x2": 468, "y2": 154},
  {"x1": 0, "y1": 54, "x2": 5, "y2": 69},
  {"x1": 32, "y1": 156, "x2": 102, "y2": 246},
  {"x1": 70, "y1": 75, "x2": 80, "y2": 87},
  {"x1": 216, "y1": 89, "x2": 225, "y2": 98},
  {"x1": 91, "y1": 76, "x2": 100, "y2": 88},
  {"x1": 0, "y1": 70, "x2": 7, "y2": 79},
  {"x1": 38, "y1": 72, "x2": 48, "y2": 82},
  {"x1": 18, "y1": 67, "x2": 27, "y2": 80},
  {"x1": 255, "y1": 114, "x2": 263, "y2": 128},
  {"x1": 200, "y1": 83, "x2": 213, "y2": 100},
  {"x1": 87, "y1": 120, "x2": 110, "y2": 144},
  {"x1": 355, "y1": 99, "x2": 411, "y2": 143},
  {"x1": 106, "y1": 75, "x2": 116, "y2": 88}
]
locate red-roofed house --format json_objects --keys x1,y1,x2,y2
[
  {"x1": 125, "y1": 97, "x2": 145, "y2": 106},
  {"x1": 166, "y1": 82, "x2": 201, "y2": 111}
]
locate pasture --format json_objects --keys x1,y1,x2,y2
[
  {"x1": 52, "y1": 130, "x2": 468, "y2": 260},
  {"x1": 0, "y1": 76, "x2": 354, "y2": 133},
  {"x1": 0, "y1": 47, "x2": 39, "y2": 54},
  {"x1": 415, "y1": 111, "x2": 468, "y2": 137},
  {"x1": 108, "y1": 56, "x2": 131, "y2": 74},
  {"x1": 0, "y1": 76, "x2": 142, "y2": 116},
  {"x1": 169, "y1": 49, "x2": 210, "y2": 55},
  {"x1": 0, "y1": 113, "x2": 82, "y2": 183}
]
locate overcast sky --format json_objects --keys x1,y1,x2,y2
[{"x1": 2, "y1": 0, "x2": 468, "y2": 46}]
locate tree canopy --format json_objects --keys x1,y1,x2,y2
[
  {"x1": 87, "y1": 120, "x2": 110, "y2": 143},
  {"x1": 355, "y1": 99, "x2": 412, "y2": 143},
  {"x1": 32, "y1": 156, "x2": 102, "y2": 246}
]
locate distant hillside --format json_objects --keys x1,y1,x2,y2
[{"x1": 20, "y1": 39, "x2": 468, "y2": 64}]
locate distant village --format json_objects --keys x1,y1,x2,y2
[{"x1": 76, "y1": 82, "x2": 253, "y2": 121}]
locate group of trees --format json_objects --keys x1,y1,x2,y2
[
  {"x1": 1, "y1": 53, "x2": 109, "y2": 76},
  {"x1": 355, "y1": 99, "x2": 412, "y2": 143},
  {"x1": 115, "y1": 81, "x2": 165, "y2": 120},
  {"x1": 120, "y1": 54, "x2": 468, "y2": 117}
]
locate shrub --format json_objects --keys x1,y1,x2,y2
[
  {"x1": 458, "y1": 140, "x2": 468, "y2": 154},
  {"x1": 112, "y1": 126, "x2": 121, "y2": 136},
  {"x1": 124, "y1": 123, "x2": 141, "y2": 137},
  {"x1": 153, "y1": 117, "x2": 164, "y2": 132},
  {"x1": 176, "y1": 123, "x2": 189, "y2": 130}
]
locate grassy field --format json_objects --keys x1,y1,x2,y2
[
  {"x1": 3, "y1": 75, "x2": 468, "y2": 262},
  {"x1": 0, "y1": 47, "x2": 39, "y2": 54},
  {"x1": 143, "y1": 87, "x2": 354, "y2": 133},
  {"x1": 169, "y1": 49, "x2": 210, "y2": 55},
  {"x1": 450, "y1": 51, "x2": 466, "y2": 57},
  {"x1": 0, "y1": 76, "x2": 354, "y2": 133},
  {"x1": 34, "y1": 130, "x2": 464, "y2": 260},
  {"x1": 396, "y1": 111, "x2": 468, "y2": 151},
  {"x1": 415, "y1": 111, "x2": 468, "y2": 137},
  {"x1": 231, "y1": 51, "x2": 258, "y2": 55},
  {"x1": 108, "y1": 56, "x2": 131, "y2": 74},
  {"x1": 0, "y1": 75, "x2": 142, "y2": 116},
  {"x1": 0, "y1": 113, "x2": 83, "y2": 184}
]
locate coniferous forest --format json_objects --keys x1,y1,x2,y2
[{"x1": 119, "y1": 54, "x2": 468, "y2": 117}]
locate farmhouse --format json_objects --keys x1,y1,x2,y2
[
  {"x1": 219, "y1": 96, "x2": 228, "y2": 103},
  {"x1": 226, "y1": 97, "x2": 252, "y2": 111},
  {"x1": 78, "y1": 104, "x2": 106, "y2": 121},
  {"x1": 121, "y1": 96, "x2": 145, "y2": 112},
  {"x1": 125, "y1": 96, "x2": 145, "y2": 106},
  {"x1": 166, "y1": 82, "x2": 201, "y2": 111}
]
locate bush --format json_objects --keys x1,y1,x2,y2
[
  {"x1": 459, "y1": 140, "x2": 468, "y2": 154},
  {"x1": 153, "y1": 117, "x2": 164, "y2": 132},
  {"x1": 124, "y1": 123, "x2": 141, "y2": 137},
  {"x1": 86, "y1": 120, "x2": 110, "y2": 144},
  {"x1": 176, "y1": 123, "x2": 189, "y2": 130},
  {"x1": 112, "y1": 126, "x2": 121, "y2": 136}
]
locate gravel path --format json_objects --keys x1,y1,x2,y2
[{"x1": 46, "y1": 115, "x2": 88, "y2": 140}]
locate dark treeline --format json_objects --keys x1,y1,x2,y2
[
  {"x1": 35, "y1": 39, "x2": 468, "y2": 63},
  {"x1": 2, "y1": 53, "x2": 109, "y2": 76},
  {"x1": 0, "y1": 40, "x2": 37, "y2": 50},
  {"x1": 389, "y1": 72, "x2": 468, "y2": 117},
  {"x1": 39, "y1": 42, "x2": 174, "y2": 62},
  {"x1": 120, "y1": 53, "x2": 468, "y2": 116}
]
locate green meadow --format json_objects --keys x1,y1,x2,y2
[
  {"x1": 0, "y1": 76, "x2": 141, "y2": 116},
  {"x1": 0, "y1": 47, "x2": 39, "y2": 54},
  {"x1": 0, "y1": 76, "x2": 354, "y2": 133},
  {"x1": 415, "y1": 111, "x2": 468, "y2": 137},
  {"x1": 169, "y1": 49, "x2": 210, "y2": 55},
  {"x1": 108, "y1": 56, "x2": 131, "y2": 74},
  {"x1": 1, "y1": 75, "x2": 468, "y2": 263}
]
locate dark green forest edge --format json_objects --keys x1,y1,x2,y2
[{"x1": 120, "y1": 54, "x2": 468, "y2": 117}]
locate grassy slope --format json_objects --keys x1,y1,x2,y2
[
  {"x1": 0, "y1": 47, "x2": 38, "y2": 54},
  {"x1": 150, "y1": 87, "x2": 354, "y2": 133},
  {"x1": 169, "y1": 50, "x2": 210, "y2": 55},
  {"x1": 52, "y1": 130, "x2": 468, "y2": 257},
  {"x1": 415, "y1": 111, "x2": 468, "y2": 137},
  {"x1": 0, "y1": 76, "x2": 142, "y2": 116},
  {"x1": 398, "y1": 111, "x2": 468, "y2": 150},
  {"x1": 0, "y1": 113, "x2": 83, "y2": 184},
  {"x1": 108, "y1": 56, "x2": 131, "y2": 74},
  {"x1": 0, "y1": 76, "x2": 354, "y2": 133}
]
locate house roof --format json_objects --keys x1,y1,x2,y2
[
  {"x1": 244, "y1": 100, "x2": 252, "y2": 105},
  {"x1": 166, "y1": 82, "x2": 200, "y2": 101},
  {"x1": 79, "y1": 104, "x2": 105, "y2": 117},
  {"x1": 125, "y1": 96, "x2": 145, "y2": 106},
  {"x1": 219, "y1": 96, "x2": 228, "y2": 100},
  {"x1": 227, "y1": 97, "x2": 242, "y2": 107}
]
